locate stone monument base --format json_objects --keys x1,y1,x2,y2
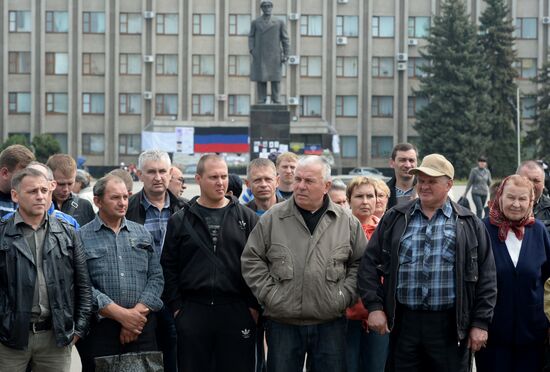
[{"x1": 249, "y1": 104, "x2": 291, "y2": 159}]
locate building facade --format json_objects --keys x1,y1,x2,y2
[{"x1": 0, "y1": 0, "x2": 545, "y2": 167}]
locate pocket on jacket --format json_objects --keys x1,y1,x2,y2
[
  {"x1": 267, "y1": 244, "x2": 293, "y2": 281},
  {"x1": 326, "y1": 245, "x2": 351, "y2": 283}
]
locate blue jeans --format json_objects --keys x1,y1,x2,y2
[
  {"x1": 265, "y1": 317, "x2": 346, "y2": 372},
  {"x1": 346, "y1": 320, "x2": 389, "y2": 372}
]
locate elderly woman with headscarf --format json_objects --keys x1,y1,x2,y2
[{"x1": 476, "y1": 175, "x2": 550, "y2": 372}]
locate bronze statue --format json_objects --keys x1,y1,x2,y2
[{"x1": 248, "y1": 0, "x2": 290, "y2": 104}]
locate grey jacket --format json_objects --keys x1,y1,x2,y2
[
  {"x1": 464, "y1": 167, "x2": 492, "y2": 196},
  {"x1": 241, "y1": 198, "x2": 367, "y2": 325}
]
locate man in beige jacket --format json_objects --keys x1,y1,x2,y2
[{"x1": 242, "y1": 155, "x2": 367, "y2": 372}]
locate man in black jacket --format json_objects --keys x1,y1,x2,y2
[
  {"x1": 162, "y1": 154, "x2": 259, "y2": 372},
  {"x1": 358, "y1": 154, "x2": 497, "y2": 372},
  {"x1": 386, "y1": 143, "x2": 418, "y2": 209},
  {"x1": 0, "y1": 168, "x2": 92, "y2": 371},
  {"x1": 126, "y1": 149, "x2": 185, "y2": 372}
]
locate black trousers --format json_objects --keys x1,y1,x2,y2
[
  {"x1": 175, "y1": 300, "x2": 257, "y2": 372},
  {"x1": 387, "y1": 306, "x2": 469, "y2": 372},
  {"x1": 76, "y1": 313, "x2": 158, "y2": 372}
]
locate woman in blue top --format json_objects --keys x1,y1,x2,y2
[{"x1": 476, "y1": 175, "x2": 550, "y2": 372}]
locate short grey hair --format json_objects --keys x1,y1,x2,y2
[
  {"x1": 11, "y1": 168, "x2": 49, "y2": 192},
  {"x1": 93, "y1": 175, "x2": 126, "y2": 199},
  {"x1": 138, "y1": 150, "x2": 171, "y2": 171},
  {"x1": 297, "y1": 156, "x2": 332, "y2": 182},
  {"x1": 330, "y1": 178, "x2": 347, "y2": 192},
  {"x1": 247, "y1": 158, "x2": 277, "y2": 179},
  {"x1": 517, "y1": 160, "x2": 545, "y2": 179},
  {"x1": 27, "y1": 161, "x2": 54, "y2": 181}
]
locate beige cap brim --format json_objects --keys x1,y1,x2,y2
[{"x1": 409, "y1": 167, "x2": 448, "y2": 177}]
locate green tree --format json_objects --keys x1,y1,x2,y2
[
  {"x1": 478, "y1": 0, "x2": 518, "y2": 177},
  {"x1": 32, "y1": 134, "x2": 61, "y2": 163},
  {"x1": 414, "y1": 0, "x2": 491, "y2": 178},
  {"x1": 0, "y1": 134, "x2": 31, "y2": 152},
  {"x1": 525, "y1": 62, "x2": 550, "y2": 160}
]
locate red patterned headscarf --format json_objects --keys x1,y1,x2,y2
[{"x1": 489, "y1": 175, "x2": 535, "y2": 242}]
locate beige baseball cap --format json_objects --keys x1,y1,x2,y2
[{"x1": 409, "y1": 153, "x2": 454, "y2": 179}]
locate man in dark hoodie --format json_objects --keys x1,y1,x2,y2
[
  {"x1": 162, "y1": 154, "x2": 259, "y2": 372},
  {"x1": 126, "y1": 149, "x2": 185, "y2": 372}
]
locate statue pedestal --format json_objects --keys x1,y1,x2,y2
[{"x1": 249, "y1": 104, "x2": 291, "y2": 159}]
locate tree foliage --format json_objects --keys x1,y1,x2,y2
[
  {"x1": 526, "y1": 62, "x2": 550, "y2": 161},
  {"x1": 414, "y1": 0, "x2": 491, "y2": 178},
  {"x1": 0, "y1": 135, "x2": 31, "y2": 152},
  {"x1": 478, "y1": 0, "x2": 518, "y2": 177},
  {"x1": 32, "y1": 134, "x2": 62, "y2": 163}
]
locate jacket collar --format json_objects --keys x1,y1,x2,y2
[{"x1": 392, "y1": 197, "x2": 475, "y2": 218}]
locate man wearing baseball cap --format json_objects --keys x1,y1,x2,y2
[{"x1": 357, "y1": 154, "x2": 497, "y2": 372}]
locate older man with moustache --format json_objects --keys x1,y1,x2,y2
[
  {"x1": 77, "y1": 175, "x2": 164, "y2": 372},
  {"x1": 162, "y1": 154, "x2": 259, "y2": 372},
  {"x1": 358, "y1": 154, "x2": 497, "y2": 372},
  {"x1": 242, "y1": 155, "x2": 366, "y2": 372}
]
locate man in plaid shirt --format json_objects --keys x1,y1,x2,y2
[{"x1": 358, "y1": 154, "x2": 497, "y2": 372}]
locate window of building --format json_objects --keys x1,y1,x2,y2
[
  {"x1": 192, "y1": 95, "x2": 215, "y2": 115},
  {"x1": 193, "y1": 14, "x2": 215, "y2": 35},
  {"x1": 371, "y1": 136, "x2": 393, "y2": 158},
  {"x1": 372, "y1": 57, "x2": 394, "y2": 78},
  {"x1": 300, "y1": 56, "x2": 322, "y2": 77},
  {"x1": 82, "y1": 134, "x2": 105, "y2": 155},
  {"x1": 156, "y1": 54, "x2": 178, "y2": 75},
  {"x1": 301, "y1": 15, "x2": 322, "y2": 36},
  {"x1": 521, "y1": 96, "x2": 536, "y2": 119},
  {"x1": 83, "y1": 53, "x2": 105, "y2": 75},
  {"x1": 46, "y1": 11, "x2": 68, "y2": 33},
  {"x1": 120, "y1": 54, "x2": 141, "y2": 75},
  {"x1": 300, "y1": 95, "x2": 322, "y2": 117},
  {"x1": 120, "y1": 13, "x2": 142, "y2": 34},
  {"x1": 407, "y1": 96, "x2": 428, "y2": 117},
  {"x1": 192, "y1": 55, "x2": 215, "y2": 76},
  {"x1": 228, "y1": 95, "x2": 250, "y2": 116},
  {"x1": 229, "y1": 14, "x2": 250, "y2": 35},
  {"x1": 156, "y1": 14, "x2": 178, "y2": 34},
  {"x1": 336, "y1": 16, "x2": 358, "y2": 37},
  {"x1": 515, "y1": 18, "x2": 537, "y2": 39},
  {"x1": 83, "y1": 12, "x2": 105, "y2": 33},
  {"x1": 8, "y1": 93, "x2": 31, "y2": 114},
  {"x1": 119, "y1": 93, "x2": 142, "y2": 114},
  {"x1": 408, "y1": 16, "x2": 430, "y2": 38},
  {"x1": 341, "y1": 136, "x2": 358, "y2": 158},
  {"x1": 119, "y1": 134, "x2": 141, "y2": 155},
  {"x1": 8, "y1": 52, "x2": 31, "y2": 74},
  {"x1": 336, "y1": 57, "x2": 358, "y2": 77},
  {"x1": 372, "y1": 16, "x2": 394, "y2": 37},
  {"x1": 46, "y1": 93, "x2": 68, "y2": 114},
  {"x1": 372, "y1": 96, "x2": 393, "y2": 117},
  {"x1": 82, "y1": 93, "x2": 105, "y2": 114},
  {"x1": 9, "y1": 11, "x2": 32, "y2": 32},
  {"x1": 408, "y1": 57, "x2": 429, "y2": 78},
  {"x1": 46, "y1": 52, "x2": 69, "y2": 75},
  {"x1": 228, "y1": 55, "x2": 250, "y2": 76},
  {"x1": 516, "y1": 59, "x2": 537, "y2": 79},
  {"x1": 50, "y1": 133, "x2": 68, "y2": 153},
  {"x1": 155, "y1": 94, "x2": 178, "y2": 116},
  {"x1": 336, "y1": 96, "x2": 358, "y2": 117}
]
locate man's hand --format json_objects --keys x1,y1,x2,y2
[
  {"x1": 249, "y1": 308, "x2": 259, "y2": 325},
  {"x1": 120, "y1": 327, "x2": 139, "y2": 345},
  {"x1": 71, "y1": 335, "x2": 80, "y2": 346},
  {"x1": 367, "y1": 310, "x2": 390, "y2": 335},
  {"x1": 134, "y1": 303, "x2": 151, "y2": 316},
  {"x1": 467, "y1": 327, "x2": 488, "y2": 352},
  {"x1": 116, "y1": 308, "x2": 147, "y2": 334}
]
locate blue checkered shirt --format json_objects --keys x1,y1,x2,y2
[
  {"x1": 397, "y1": 198, "x2": 457, "y2": 310},
  {"x1": 141, "y1": 193, "x2": 171, "y2": 254},
  {"x1": 79, "y1": 215, "x2": 164, "y2": 313}
]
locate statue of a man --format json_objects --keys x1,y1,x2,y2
[{"x1": 248, "y1": 0, "x2": 290, "y2": 104}]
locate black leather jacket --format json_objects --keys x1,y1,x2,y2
[
  {"x1": 0, "y1": 215, "x2": 92, "y2": 350},
  {"x1": 357, "y1": 199, "x2": 497, "y2": 341}
]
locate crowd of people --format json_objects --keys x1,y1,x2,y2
[{"x1": 0, "y1": 142, "x2": 550, "y2": 372}]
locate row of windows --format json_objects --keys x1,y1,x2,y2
[
  {"x1": 83, "y1": 133, "x2": 142, "y2": 156},
  {"x1": 9, "y1": 91, "x2": 537, "y2": 119},
  {"x1": 8, "y1": 10, "x2": 542, "y2": 41}
]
